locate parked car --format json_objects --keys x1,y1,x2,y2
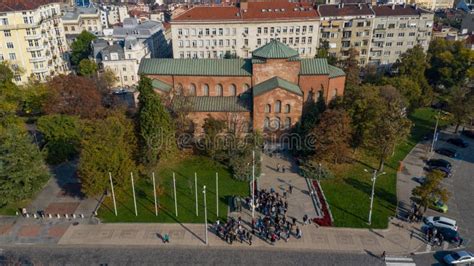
[
  {"x1": 426, "y1": 159, "x2": 452, "y2": 170},
  {"x1": 430, "y1": 198, "x2": 448, "y2": 213},
  {"x1": 447, "y1": 138, "x2": 469, "y2": 148},
  {"x1": 462, "y1": 130, "x2": 474, "y2": 139},
  {"x1": 426, "y1": 166, "x2": 452, "y2": 178},
  {"x1": 423, "y1": 216, "x2": 458, "y2": 231},
  {"x1": 438, "y1": 227, "x2": 461, "y2": 243},
  {"x1": 435, "y1": 148, "x2": 458, "y2": 158},
  {"x1": 444, "y1": 251, "x2": 474, "y2": 265}
]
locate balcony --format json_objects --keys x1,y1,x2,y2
[
  {"x1": 25, "y1": 34, "x2": 42, "y2": 40},
  {"x1": 30, "y1": 56, "x2": 47, "y2": 63},
  {"x1": 26, "y1": 46, "x2": 44, "y2": 52},
  {"x1": 32, "y1": 67, "x2": 48, "y2": 73}
]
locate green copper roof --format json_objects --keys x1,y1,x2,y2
[
  {"x1": 139, "y1": 58, "x2": 252, "y2": 76},
  {"x1": 172, "y1": 95, "x2": 251, "y2": 112},
  {"x1": 152, "y1": 79, "x2": 172, "y2": 92},
  {"x1": 329, "y1": 65, "x2": 346, "y2": 78},
  {"x1": 300, "y1": 58, "x2": 330, "y2": 75},
  {"x1": 252, "y1": 40, "x2": 299, "y2": 59},
  {"x1": 253, "y1": 77, "x2": 302, "y2": 97}
]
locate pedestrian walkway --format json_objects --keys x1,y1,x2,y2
[{"x1": 384, "y1": 256, "x2": 416, "y2": 266}]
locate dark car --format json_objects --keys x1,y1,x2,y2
[
  {"x1": 426, "y1": 159, "x2": 452, "y2": 170},
  {"x1": 447, "y1": 138, "x2": 469, "y2": 148},
  {"x1": 426, "y1": 166, "x2": 452, "y2": 178},
  {"x1": 438, "y1": 227, "x2": 461, "y2": 243},
  {"x1": 435, "y1": 148, "x2": 458, "y2": 158},
  {"x1": 462, "y1": 130, "x2": 474, "y2": 139}
]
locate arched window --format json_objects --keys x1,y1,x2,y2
[
  {"x1": 176, "y1": 83, "x2": 183, "y2": 95},
  {"x1": 229, "y1": 84, "x2": 236, "y2": 96},
  {"x1": 285, "y1": 117, "x2": 291, "y2": 128},
  {"x1": 318, "y1": 90, "x2": 323, "y2": 99},
  {"x1": 272, "y1": 117, "x2": 281, "y2": 130},
  {"x1": 275, "y1": 100, "x2": 281, "y2": 113},
  {"x1": 202, "y1": 84, "x2": 209, "y2": 96},
  {"x1": 284, "y1": 104, "x2": 290, "y2": 113},
  {"x1": 264, "y1": 104, "x2": 271, "y2": 113},
  {"x1": 189, "y1": 83, "x2": 196, "y2": 96},
  {"x1": 216, "y1": 84, "x2": 223, "y2": 96},
  {"x1": 332, "y1": 89, "x2": 337, "y2": 99},
  {"x1": 264, "y1": 117, "x2": 270, "y2": 129},
  {"x1": 243, "y1": 83, "x2": 250, "y2": 92}
]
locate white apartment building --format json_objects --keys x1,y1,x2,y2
[
  {"x1": 0, "y1": 0, "x2": 69, "y2": 84},
  {"x1": 92, "y1": 37, "x2": 150, "y2": 87},
  {"x1": 170, "y1": 1, "x2": 320, "y2": 59},
  {"x1": 99, "y1": 4, "x2": 129, "y2": 28},
  {"x1": 62, "y1": 6, "x2": 103, "y2": 35}
]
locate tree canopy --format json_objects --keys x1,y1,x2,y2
[
  {"x1": 412, "y1": 170, "x2": 450, "y2": 212},
  {"x1": 78, "y1": 59, "x2": 98, "y2": 77},
  {"x1": 70, "y1": 31, "x2": 97, "y2": 66}
]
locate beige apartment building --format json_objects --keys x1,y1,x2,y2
[
  {"x1": 370, "y1": 4, "x2": 433, "y2": 67},
  {"x1": 62, "y1": 6, "x2": 103, "y2": 36},
  {"x1": 170, "y1": 1, "x2": 320, "y2": 59},
  {"x1": 409, "y1": 0, "x2": 454, "y2": 10},
  {"x1": 0, "y1": 0, "x2": 69, "y2": 84},
  {"x1": 318, "y1": 3, "x2": 375, "y2": 65}
]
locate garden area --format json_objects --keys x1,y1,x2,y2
[
  {"x1": 98, "y1": 156, "x2": 250, "y2": 223},
  {"x1": 320, "y1": 107, "x2": 451, "y2": 229}
]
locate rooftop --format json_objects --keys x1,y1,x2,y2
[
  {"x1": 318, "y1": 4, "x2": 374, "y2": 17},
  {"x1": 62, "y1": 7, "x2": 99, "y2": 21},
  {"x1": 139, "y1": 58, "x2": 253, "y2": 76},
  {"x1": 172, "y1": 95, "x2": 252, "y2": 112},
  {"x1": 252, "y1": 39, "x2": 300, "y2": 59},
  {"x1": 113, "y1": 19, "x2": 163, "y2": 37},
  {"x1": 0, "y1": 0, "x2": 58, "y2": 12},
  {"x1": 173, "y1": 1, "x2": 318, "y2": 22},
  {"x1": 372, "y1": 4, "x2": 431, "y2": 16},
  {"x1": 253, "y1": 77, "x2": 302, "y2": 97}
]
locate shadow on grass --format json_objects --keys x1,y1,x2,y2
[
  {"x1": 330, "y1": 202, "x2": 366, "y2": 224},
  {"x1": 344, "y1": 178, "x2": 397, "y2": 207}
]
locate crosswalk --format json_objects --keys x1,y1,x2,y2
[{"x1": 385, "y1": 256, "x2": 416, "y2": 266}]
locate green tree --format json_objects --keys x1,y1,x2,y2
[
  {"x1": 381, "y1": 76, "x2": 422, "y2": 108},
  {"x1": 78, "y1": 59, "x2": 98, "y2": 77},
  {"x1": 202, "y1": 115, "x2": 227, "y2": 160},
  {"x1": 0, "y1": 123, "x2": 50, "y2": 207},
  {"x1": 367, "y1": 86, "x2": 412, "y2": 171},
  {"x1": 78, "y1": 112, "x2": 137, "y2": 196},
  {"x1": 0, "y1": 63, "x2": 21, "y2": 117},
  {"x1": 412, "y1": 170, "x2": 450, "y2": 212},
  {"x1": 311, "y1": 109, "x2": 352, "y2": 164},
  {"x1": 316, "y1": 40, "x2": 337, "y2": 65},
  {"x1": 37, "y1": 115, "x2": 81, "y2": 164},
  {"x1": 70, "y1": 31, "x2": 96, "y2": 66},
  {"x1": 338, "y1": 48, "x2": 360, "y2": 88},
  {"x1": 447, "y1": 87, "x2": 474, "y2": 133},
  {"x1": 137, "y1": 77, "x2": 177, "y2": 168}
]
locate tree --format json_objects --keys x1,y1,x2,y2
[
  {"x1": 223, "y1": 51, "x2": 238, "y2": 59},
  {"x1": 381, "y1": 77, "x2": 422, "y2": 108},
  {"x1": 315, "y1": 40, "x2": 337, "y2": 65},
  {"x1": 19, "y1": 81, "x2": 49, "y2": 115},
  {"x1": 412, "y1": 170, "x2": 450, "y2": 212},
  {"x1": 137, "y1": 77, "x2": 177, "y2": 168},
  {"x1": 338, "y1": 48, "x2": 360, "y2": 88},
  {"x1": 78, "y1": 59, "x2": 98, "y2": 77},
  {"x1": 447, "y1": 87, "x2": 474, "y2": 133},
  {"x1": 201, "y1": 115, "x2": 227, "y2": 160},
  {"x1": 78, "y1": 111, "x2": 137, "y2": 196},
  {"x1": 70, "y1": 30, "x2": 96, "y2": 66},
  {"x1": 395, "y1": 45, "x2": 432, "y2": 106},
  {"x1": 367, "y1": 86, "x2": 412, "y2": 171},
  {"x1": 427, "y1": 39, "x2": 474, "y2": 89},
  {"x1": 0, "y1": 63, "x2": 21, "y2": 117},
  {"x1": 37, "y1": 115, "x2": 81, "y2": 164},
  {"x1": 0, "y1": 122, "x2": 50, "y2": 207},
  {"x1": 311, "y1": 109, "x2": 352, "y2": 164},
  {"x1": 45, "y1": 75, "x2": 105, "y2": 119}
]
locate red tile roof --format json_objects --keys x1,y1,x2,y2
[
  {"x1": 372, "y1": 4, "x2": 430, "y2": 16},
  {"x1": 317, "y1": 4, "x2": 374, "y2": 17},
  {"x1": 173, "y1": 2, "x2": 318, "y2": 22},
  {"x1": 0, "y1": 0, "x2": 60, "y2": 12}
]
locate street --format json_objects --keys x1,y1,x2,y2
[{"x1": 0, "y1": 245, "x2": 384, "y2": 266}]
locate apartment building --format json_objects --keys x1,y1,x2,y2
[
  {"x1": 62, "y1": 6, "x2": 103, "y2": 36},
  {"x1": 411, "y1": 0, "x2": 454, "y2": 10},
  {"x1": 0, "y1": 0, "x2": 69, "y2": 84},
  {"x1": 318, "y1": 4, "x2": 375, "y2": 65},
  {"x1": 370, "y1": 4, "x2": 433, "y2": 66},
  {"x1": 98, "y1": 4, "x2": 129, "y2": 28},
  {"x1": 170, "y1": 1, "x2": 320, "y2": 59},
  {"x1": 92, "y1": 37, "x2": 150, "y2": 88}
]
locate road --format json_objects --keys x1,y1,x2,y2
[{"x1": 0, "y1": 245, "x2": 384, "y2": 265}]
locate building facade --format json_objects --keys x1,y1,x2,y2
[
  {"x1": 370, "y1": 4, "x2": 433, "y2": 66},
  {"x1": 411, "y1": 0, "x2": 454, "y2": 10},
  {"x1": 318, "y1": 4, "x2": 375, "y2": 65},
  {"x1": 62, "y1": 6, "x2": 103, "y2": 36},
  {"x1": 139, "y1": 40, "x2": 346, "y2": 133},
  {"x1": 0, "y1": 0, "x2": 69, "y2": 84},
  {"x1": 98, "y1": 4, "x2": 129, "y2": 27},
  {"x1": 170, "y1": 1, "x2": 320, "y2": 59}
]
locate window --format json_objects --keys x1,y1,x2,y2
[
  {"x1": 308, "y1": 37, "x2": 312, "y2": 44},
  {"x1": 409, "y1": 32, "x2": 416, "y2": 37},
  {"x1": 284, "y1": 104, "x2": 290, "y2": 113},
  {"x1": 6, "y1": 42, "x2": 14, "y2": 49},
  {"x1": 264, "y1": 117, "x2": 270, "y2": 128},
  {"x1": 284, "y1": 117, "x2": 291, "y2": 128},
  {"x1": 0, "y1": 18, "x2": 8, "y2": 25},
  {"x1": 4, "y1": 30, "x2": 11, "y2": 37},
  {"x1": 257, "y1": 39, "x2": 261, "y2": 45},
  {"x1": 124, "y1": 76, "x2": 128, "y2": 81},
  {"x1": 229, "y1": 84, "x2": 236, "y2": 96},
  {"x1": 8, "y1": 53, "x2": 15, "y2": 60},
  {"x1": 387, "y1": 33, "x2": 394, "y2": 38},
  {"x1": 189, "y1": 83, "x2": 196, "y2": 96},
  {"x1": 273, "y1": 117, "x2": 281, "y2": 129},
  {"x1": 243, "y1": 83, "x2": 250, "y2": 91},
  {"x1": 203, "y1": 84, "x2": 209, "y2": 96},
  {"x1": 23, "y1": 17, "x2": 29, "y2": 24},
  {"x1": 357, "y1": 22, "x2": 364, "y2": 27},
  {"x1": 176, "y1": 83, "x2": 183, "y2": 95},
  {"x1": 397, "y1": 42, "x2": 403, "y2": 46},
  {"x1": 244, "y1": 27, "x2": 249, "y2": 34},
  {"x1": 386, "y1": 42, "x2": 392, "y2": 47},
  {"x1": 344, "y1": 21, "x2": 352, "y2": 28},
  {"x1": 388, "y1": 23, "x2": 395, "y2": 29},
  {"x1": 283, "y1": 26, "x2": 288, "y2": 33},
  {"x1": 216, "y1": 84, "x2": 223, "y2": 96},
  {"x1": 257, "y1": 27, "x2": 262, "y2": 34},
  {"x1": 398, "y1": 33, "x2": 405, "y2": 37},
  {"x1": 264, "y1": 27, "x2": 268, "y2": 34},
  {"x1": 399, "y1": 23, "x2": 406, "y2": 28},
  {"x1": 309, "y1": 25, "x2": 313, "y2": 33},
  {"x1": 275, "y1": 100, "x2": 281, "y2": 113},
  {"x1": 265, "y1": 104, "x2": 271, "y2": 113}
]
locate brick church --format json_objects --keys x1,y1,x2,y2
[{"x1": 138, "y1": 40, "x2": 346, "y2": 134}]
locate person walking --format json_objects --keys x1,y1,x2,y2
[
  {"x1": 163, "y1": 233, "x2": 170, "y2": 243},
  {"x1": 249, "y1": 234, "x2": 253, "y2": 246},
  {"x1": 381, "y1": 251, "x2": 386, "y2": 261},
  {"x1": 289, "y1": 185, "x2": 293, "y2": 194}
]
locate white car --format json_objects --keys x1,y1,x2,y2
[
  {"x1": 423, "y1": 216, "x2": 458, "y2": 231},
  {"x1": 444, "y1": 251, "x2": 474, "y2": 265}
]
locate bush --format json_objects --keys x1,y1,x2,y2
[{"x1": 300, "y1": 161, "x2": 334, "y2": 180}]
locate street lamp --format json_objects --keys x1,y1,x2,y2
[
  {"x1": 364, "y1": 169, "x2": 386, "y2": 226},
  {"x1": 202, "y1": 185, "x2": 208, "y2": 245},
  {"x1": 430, "y1": 111, "x2": 441, "y2": 153},
  {"x1": 252, "y1": 150, "x2": 255, "y2": 219}
]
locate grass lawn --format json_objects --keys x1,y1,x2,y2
[
  {"x1": 98, "y1": 156, "x2": 249, "y2": 223},
  {"x1": 321, "y1": 108, "x2": 451, "y2": 229}
]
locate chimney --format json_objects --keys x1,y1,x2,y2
[{"x1": 391, "y1": 4, "x2": 395, "y2": 9}]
